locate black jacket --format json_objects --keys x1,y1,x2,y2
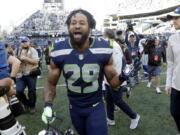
[{"x1": 144, "y1": 45, "x2": 163, "y2": 66}]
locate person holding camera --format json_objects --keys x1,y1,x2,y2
[
  {"x1": 0, "y1": 43, "x2": 26, "y2": 135},
  {"x1": 15, "y1": 37, "x2": 39, "y2": 114},
  {"x1": 144, "y1": 36, "x2": 163, "y2": 94}
]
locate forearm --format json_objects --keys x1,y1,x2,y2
[
  {"x1": 11, "y1": 62, "x2": 20, "y2": 77},
  {"x1": 43, "y1": 60, "x2": 61, "y2": 104},
  {"x1": 25, "y1": 57, "x2": 39, "y2": 65},
  {"x1": 109, "y1": 75, "x2": 122, "y2": 88},
  {"x1": 44, "y1": 82, "x2": 56, "y2": 104},
  {"x1": 8, "y1": 56, "x2": 21, "y2": 77},
  {"x1": 104, "y1": 65, "x2": 123, "y2": 88}
]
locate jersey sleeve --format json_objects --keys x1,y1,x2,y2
[
  {"x1": 101, "y1": 39, "x2": 113, "y2": 66},
  {"x1": 50, "y1": 42, "x2": 64, "y2": 69}
]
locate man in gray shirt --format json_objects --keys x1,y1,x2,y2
[
  {"x1": 166, "y1": 7, "x2": 180, "y2": 133},
  {"x1": 16, "y1": 37, "x2": 39, "y2": 114}
]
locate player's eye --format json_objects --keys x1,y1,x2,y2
[
  {"x1": 80, "y1": 22, "x2": 85, "y2": 25},
  {"x1": 70, "y1": 21, "x2": 77, "y2": 25},
  {"x1": 79, "y1": 21, "x2": 86, "y2": 25}
]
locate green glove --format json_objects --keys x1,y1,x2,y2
[{"x1": 42, "y1": 106, "x2": 55, "y2": 124}]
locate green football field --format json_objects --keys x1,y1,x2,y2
[{"x1": 17, "y1": 65, "x2": 178, "y2": 135}]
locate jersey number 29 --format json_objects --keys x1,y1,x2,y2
[{"x1": 64, "y1": 64, "x2": 100, "y2": 93}]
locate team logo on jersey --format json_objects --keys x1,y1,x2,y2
[{"x1": 79, "y1": 54, "x2": 84, "y2": 60}]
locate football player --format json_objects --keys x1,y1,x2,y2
[{"x1": 42, "y1": 9, "x2": 133, "y2": 135}]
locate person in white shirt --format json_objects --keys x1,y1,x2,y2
[
  {"x1": 138, "y1": 35, "x2": 148, "y2": 78},
  {"x1": 166, "y1": 7, "x2": 180, "y2": 133},
  {"x1": 103, "y1": 29, "x2": 140, "y2": 129}
]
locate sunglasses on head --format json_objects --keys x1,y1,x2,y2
[{"x1": 21, "y1": 41, "x2": 28, "y2": 43}]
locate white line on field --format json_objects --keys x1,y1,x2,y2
[{"x1": 36, "y1": 84, "x2": 66, "y2": 90}]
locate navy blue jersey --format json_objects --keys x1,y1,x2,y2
[{"x1": 51, "y1": 37, "x2": 113, "y2": 107}]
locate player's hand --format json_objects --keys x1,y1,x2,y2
[
  {"x1": 42, "y1": 106, "x2": 55, "y2": 124},
  {"x1": 165, "y1": 86, "x2": 171, "y2": 96}
]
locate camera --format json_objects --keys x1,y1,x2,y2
[
  {"x1": 126, "y1": 21, "x2": 135, "y2": 31},
  {"x1": 0, "y1": 97, "x2": 26, "y2": 135},
  {"x1": 115, "y1": 29, "x2": 126, "y2": 44}
]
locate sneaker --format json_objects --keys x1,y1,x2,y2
[
  {"x1": 107, "y1": 118, "x2": 115, "y2": 126},
  {"x1": 114, "y1": 105, "x2": 120, "y2": 112},
  {"x1": 37, "y1": 76, "x2": 42, "y2": 79},
  {"x1": 147, "y1": 82, "x2": 152, "y2": 88},
  {"x1": 130, "y1": 114, "x2": 140, "y2": 129},
  {"x1": 156, "y1": 87, "x2": 162, "y2": 94}
]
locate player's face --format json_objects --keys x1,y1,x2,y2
[
  {"x1": 68, "y1": 13, "x2": 90, "y2": 46},
  {"x1": 155, "y1": 38, "x2": 160, "y2": 46},
  {"x1": 173, "y1": 17, "x2": 180, "y2": 30}
]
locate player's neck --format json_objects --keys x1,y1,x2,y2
[{"x1": 74, "y1": 38, "x2": 90, "y2": 52}]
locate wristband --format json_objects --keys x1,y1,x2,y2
[{"x1": 44, "y1": 103, "x2": 53, "y2": 107}]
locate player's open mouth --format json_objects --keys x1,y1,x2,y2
[{"x1": 74, "y1": 32, "x2": 82, "y2": 39}]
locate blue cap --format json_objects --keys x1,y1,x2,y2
[
  {"x1": 20, "y1": 37, "x2": 30, "y2": 42},
  {"x1": 167, "y1": 7, "x2": 180, "y2": 19}
]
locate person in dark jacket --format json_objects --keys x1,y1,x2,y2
[
  {"x1": 160, "y1": 36, "x2": 168, "y2": 64},
  {"x1": 144, "y1": 36, "x2": 163, "y2": 93}
]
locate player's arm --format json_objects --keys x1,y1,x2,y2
[
  {"x1": 43, "y1": 60, "x2": 61, "y2": 104},
  {"x1": 104, "y1": 56, "x2": 122, "y2": 88}
]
